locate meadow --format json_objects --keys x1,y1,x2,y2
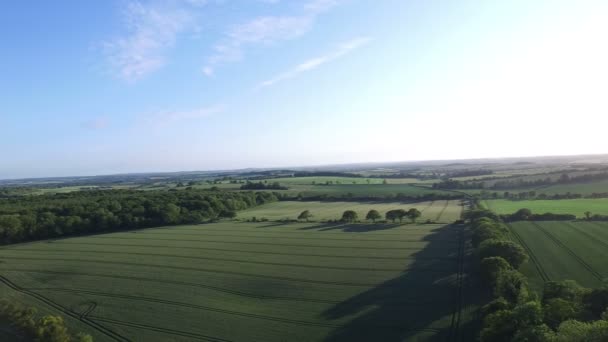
[
  {"x1": 0, "y1": 221, "x2": 476, "y2": 342},
  {"x1": 507, "y1": 221, "x2": 608, "y2": 290},
  {"x1": 484, "y1": 198, "x2": 608, "y2": 217},
  {"x1": 238, "y1": 200, "x2": 464, "y2": 223}
]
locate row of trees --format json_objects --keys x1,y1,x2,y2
[
  {"x1": 296, "y1": 208, "x2": 422, "y2": 223},
  {"x1": 0, "y1": 300, "x2": 93, "y2": 342},
  {"x1": 239, "y1": 181, "x2": 288, "y2": 190},
  {"x1": 0, "y1": 189, "x2": 278, "y2": 244},
  {"x1": 466, "y1": 208, "x2": 608, "y2": 341}
]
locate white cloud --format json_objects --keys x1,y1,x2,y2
[
  {"x1": 103, "y1": 1, "x2": 204, "y2": 82},
  {"x1": 203, "y1": 0, "x2": 340, "y2": 75},
  {"x1": 256, "y1": 36, "x2": 371, "y2": 88}
]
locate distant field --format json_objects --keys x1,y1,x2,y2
[
  {"x1": 534, "y1": 179, "x2": 608, "y2": 195},
  {"x1": 0, "y1": 222, "x2": 476, "y2": 342},
  {"x1": 508, "y1": 221, "x2": 608, "y2": 290},
  {"x1": 297, "y1": 184, "x2": 455, "y2": 197},
  {"x1": 484, "y1": 198, "x2": 608, "y2": 217},
  {"x1": 239, "y1": 200, "x2": 464, "y2": 223},
  {"x1": 261, "y1": 176, "x2": 421, "y2": 185}
]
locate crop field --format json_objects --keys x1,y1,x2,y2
[
  {"x1": 484, "y1": 199, "x2": 608, "y2": 217},
  {"x1": 507, "y1": 221, "x2": 608, "y2": 290},
  {"x1": 0, "y1": 221, "x2": 476, "y2": 342},
  {"x1": 238, "y1": 200, "x2": 464, "y2": 223}
]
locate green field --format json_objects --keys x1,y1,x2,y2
[
  {"x1": 0, "y1": 221, "x2": 476, "y2": 342},
  {"x1": 239, "y1": 200, "x2": 464, "y2": 223},
  {"x1": 508, "y1": 221, "x2": 608, "y2": 291},
  {"x1": 484, "y1": 198, "x2": 608, "y2": 217}
]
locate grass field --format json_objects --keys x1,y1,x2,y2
[
  {"x1": 484, "y1": 198, "x2": 608, "y2": 217},
  {"x1": 507, "y1": 221, "x2": 608, "y2": 291},
  {"x1": 0, "y1": 221, "x2": 478, "y2": 342},
  {"x1": 238, "y1": 200, "x2": 464, "y2": 223}
]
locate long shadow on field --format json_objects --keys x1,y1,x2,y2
[
  {"x1": 322, "y1": 224, "x2": 465, "y2": 342},
  {"x1": 298, "y1": 222, "x2": 429, "y2": 233}
]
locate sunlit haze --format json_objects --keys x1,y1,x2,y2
[{"x1": 2, "y1": 0, "x2": 607, "y2": 178}]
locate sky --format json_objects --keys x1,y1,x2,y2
[{"x1": 1, "y1": 0, "x2": 608, "y2": 179}]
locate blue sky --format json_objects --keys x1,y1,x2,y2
[{"x1": 1, "y1": 0, "x2": 608, "y2": 178}]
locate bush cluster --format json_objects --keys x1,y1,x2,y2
[{"x1": 0, "y1": 300, "x2": 93, "y2": 342}]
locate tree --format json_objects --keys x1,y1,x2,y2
[
  {"x1": 341, "y1": 210, "x2": 358, "y2": 223},
  {"x1": 513, "y1": 208, "x2": 532, "y2": 221},
  {"x1": 297, "y1": 210, "x2": 312, "y2": 222},
  {"x1": 584, "y1": 211, "x2": 592, "y2": 220},
  {"x1": 479, "y1": 239, "x2": 529, "y2": 269},
  {"x1": 219, "y1": 210, "x2": 237, "y2": 220},
  {"x1": 406, "y1": 208, "x2": 422, "y2": 223},
  {"x1": 385, "y1": 210, "x2": 398, "y2": 223},
  {"x1": 480, "y1": 257, "x2": 512, "y2": 285},
  {"x1": 365, "y1": 210, "x2": 381, "y2": 223}
]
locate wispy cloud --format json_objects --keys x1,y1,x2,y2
[
  {"x1": 142, "y1": 105, "x2": 224, "y2": 127},
  {"x1": 256, "y1": 36, "x2": 371, "y2": 89},
  {"x1": 103, "y1": 1, "x2": 205, "y2": 82},
  {"x1": 203, "y1": 0, "x2": 340, "y2": 75}
]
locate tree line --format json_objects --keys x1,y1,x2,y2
[
  {"x1": 239, "y1": 181, "x2": 288, "y2": 190},
  {"x1": 466, "y1": 208, "x2": 608, "y2": 341},
  {"x1": 296, "y1": 208, "x2": 422, "y2": 223},
  {"x1": 0, "y1": 189, "x2": 278, "y2": 244},
  {"x1": 0, "y1": 300, "x2": 93, "y2": 342}
]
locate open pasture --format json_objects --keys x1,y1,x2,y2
[
  {"x1": 485, "y1": 198, "x2": 608, "y2": 217},
  {"x1": 238, "y1": 200, "x2": 464, "y2": 223},
  {"x1": 508, "y1": 221, "x2": 608, "y2": 290},
  {"x1": 0, "y1": 221, "x2": 471, "y2": 342}
]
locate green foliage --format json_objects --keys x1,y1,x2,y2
[
  {"x1": 406, "y1": 208, "x2": 421, "y2": 223},
  {"x1": 544, "y1": 298, "x2": 584, "y2": 329},
  {"x1": 553, "y1": 319, "x2": 608, "y2": 341},
  {"x1": 479, "y1": 239, "x2": 529, "y2": 269},
  {"x1": 583, "y1": 287, "x2": 608, "y2": 318},
  {"x1": 297, "y1": 210, "x2": 312, "y2": 222},
  {"x1": 480, "y1": 257, "x2": 512, "y2": 285},
  {"x1": 365, "y1": 209, "x2": 381, "y2": 222},
  {"x1": 340, "y1": 210, "x2": 358, "y2": 222},
  {"x1": 0, "y1": 189, "x2": 278, "y2": 244},
  {"x1": 0, "y1": 300, "x2": 92, "y2": 342},
  {"x1": 495, "y1": 270, "x2": 530, "y2": 304}
]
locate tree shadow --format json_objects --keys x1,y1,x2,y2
[{"x1": 321, "y1": 224, "x2": 472, "y2": 341}]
